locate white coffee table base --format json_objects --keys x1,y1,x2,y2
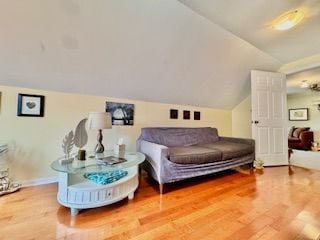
[{"x1": 57, "y1": 166, "x2": 139, "y2": 216}]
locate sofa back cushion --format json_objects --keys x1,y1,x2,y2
[
  {"x1": 139, "y1": 127, "x2": 219, "y2": 147},
  {"x1": 292, "y1": 127, "x2": 310, "y2": 138}
]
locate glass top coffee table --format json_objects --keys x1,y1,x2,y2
[{"x1": 51, "y1": 151, "x2": 145, "y2": 216}]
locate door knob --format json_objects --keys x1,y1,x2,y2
[{"x1": 254, "y1": 120, "x2": 259, "y2": 124}]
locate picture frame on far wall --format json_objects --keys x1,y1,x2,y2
[
  {"x1": 17, "y1": 94, "x2": 45, "y2": 117},
  {"x1": 289, "y1": 108, "x2": 309, "y2": 121},
  {"x1": 194, "y1": 111, "x2": 201, "y2": 120},
  {"x1": 170, "y1": 109, "x2": 178, "y2": 119},
  {"x1": 183, "y1": 110, "x2": 190, "y2": 120}
]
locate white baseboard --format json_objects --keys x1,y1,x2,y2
[{"x1": 20, "y1": 176, "x2": 58, "y2": 187}]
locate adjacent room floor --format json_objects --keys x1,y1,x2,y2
[{"x1": 1, "y1": 166, "x2": 320, "y2": 240}]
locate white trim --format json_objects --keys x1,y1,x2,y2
[
  {"x1": 279, "y1": 54, "x2": 320, "y2": 75},
  {"x1": 20, "y1": 176, "x2": 58, "y2": 187}
]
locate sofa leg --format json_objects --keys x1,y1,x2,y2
[
  {"x1": 250, "y1": 162, "x2": 254, "y2": 174},
  {"x1": 159, "y1": 184, "x2": 164, "y2": 194}
]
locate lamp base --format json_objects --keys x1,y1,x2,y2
[
  {"x1": 95, "y1": 143, "x2": 104, "y2": 153},
  {"x1": 95, "y1": 129, "x2": 105, "y2": 153}
]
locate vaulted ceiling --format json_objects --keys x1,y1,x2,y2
[
  {"x1": 0, "y1": 0, "x2": 318, "y2": 109},
  {"x1": 179, "y1": 0, "x2": 320, "y2": 64}
]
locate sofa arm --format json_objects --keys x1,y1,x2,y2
[
  {"x1": 219, "y1": 136, "x2": 255, "y2": 147},
  {"x1": 137, "y1": 140, "x2": 169, "y2": 160},
  {"x1": 136, "y1": 140, "x2": 169, "y2": 182}
]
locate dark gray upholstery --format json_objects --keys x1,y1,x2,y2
[
  {"x1": 140, "y1": 127, "x2": 219, "y2": 147},
  {"x1": 168, "y1": 146, "x2": 222, "y2": 164},
  {"x1": 200, "y1": 141, "x2": 254, "y2": 160},
  {"x1": 137, "y1": 127, "x2": 255, "y2": 185}
]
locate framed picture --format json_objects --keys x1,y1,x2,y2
[
  {"x1": 106, "y1": 101, "x2": 134, "y2": 125},
  {"x1": 183, "y1": 110, "x2": 190, "y2": 120},
  {"x1": 289, "y1": 108, "x2": 308, "y2": 121},
  {"x1": 170, "y1": 109, "x2": 178, "y2": 119},
  {"x1": 194, "y1": 111, "x2": 201, "y2": 120},
  {"x1": 17, "y1": 94, "x2": 45, "y2": 117}
]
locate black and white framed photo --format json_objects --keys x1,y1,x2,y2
[
  {"x1": 106, "y1": 101, "x2": 134, "y2": 125},
  {"x1": 289, "y1": 108, "x2": 308, "y2": 121},
  {"x1": 17, "y1": 94, "x2": 45, "y2": 117}
]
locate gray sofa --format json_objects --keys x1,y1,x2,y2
[{"x1": 137, "y1": 127, "x2": 255, "y2": 193}]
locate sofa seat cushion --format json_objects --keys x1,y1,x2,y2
[
  {"x1": 168, "y1": 146, "x2": 222, "y2": 164},
  {"x1": 200, "y1": 141, "x2": 254, "y2": 160}
]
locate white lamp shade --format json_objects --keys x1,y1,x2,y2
[{"x1": 88, "y1": 112, "x2": 112, "y2": 130}]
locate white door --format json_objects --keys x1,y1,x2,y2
[{"x1": 251, "y1": 70, "x2": 288, "y2": 166}]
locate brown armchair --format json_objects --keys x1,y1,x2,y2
[{"x1": 288, "y1": 127, "x2": 314, "y2": 150}]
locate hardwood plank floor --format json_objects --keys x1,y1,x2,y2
[{"x1": 1, "y1": 166, "x2": 320, "y2": 240}]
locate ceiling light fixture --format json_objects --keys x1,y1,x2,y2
[
  {"x1": 300, "y1": 80, "x2": 309, "y2": 88},
  {"x1": 272, "y1": 10, "x2": 304, "y2": 30},
  {"x1": 300, "y1": 80, "x2": 320, "y2": 91}
]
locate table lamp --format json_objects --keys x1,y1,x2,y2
[{"x1": 88, "y1": 112, "x2": 112, "y2": 153}]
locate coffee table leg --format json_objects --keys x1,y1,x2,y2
[
  {"x1": 128, "y1": 192, "x2": 134, "y2": 200},
  {"x1": 71, "y1": 208, "x2": 79, "y2": 216}
]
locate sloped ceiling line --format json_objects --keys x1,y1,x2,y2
[{"x1": 0, "y1": 0, "x2": 281, "y2": 109}]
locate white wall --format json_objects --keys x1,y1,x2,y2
[
  {"x1": 232, "y1": 96, "x2": 252, "y2": 138},
  {"x1": 287, "y1": 92, "x2": 320, "y2": 142},
  {"x1": 0, "y1": 85, "x2": 232, "y2": 182},
  {"x1": 0, "y1": 0, "x2": 280, "y2": 109}
]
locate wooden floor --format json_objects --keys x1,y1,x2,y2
[{"x1": 1, "y1": 166, "x2": 320, "y2": 240}]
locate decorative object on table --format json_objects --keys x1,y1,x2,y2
[
  {"x1": 83, "y1": 170, "x2": 128, "y2": 185},
  {"x1": 77, "y1": 149, "x2": 86, "y2": 160},
  {"x1": 74, "y1": 118, "x2": 88, "y2": 160},
  {"x1": 254, "y1": 159, "x2": 264, "y2": 169},
  {"x1": 60, "y1": 118, "x2": 89, "y2": 162},
  {"x1": 88, "y1": 112, "x2": 112, "y2": 153},
  {"x1": 114, "y1": 138, "x2": 125, "y2": 158},
  {"x1": 97, "y1": 156, "x2": 127, "y2": 165},
  {"x1": 170, "y1": 109, "x2": 178, "y2": 119},
  {"x1": 62, "y1": 130, "x2": 74, "y2": 160},
  {"x1": 106, "y1": 101, "x2": 134, "y2": 125},
  {"x1": 289, "y1": 108, "x2": 308, "y2": 121},
  {"x1": 74, "y1": 118, "x2": 88, "y2": 149},
  {"x1": 183, "y1": 110, "x2": 190, "y2": 120},
  {"x1": 0, "y1": 144, "x2": 21, "y2": 196},
  {"x1": 17, "y1": 93, "x2": 45, "y2": 117},
  {"x1": 58, "y1": 157, "x2": 74, "y2": 165},
  {"x1": 194, "y1": 111, "x2": 201, "y2": 120}
]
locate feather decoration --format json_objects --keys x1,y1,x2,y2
[
  {"x1": 74, "y1": 118, "x2": 88, "y2": 149},
  {"x1": 62, "y1": 131, "x2": 74, "y2": 158}
]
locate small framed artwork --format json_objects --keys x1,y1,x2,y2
[
  {"x1": 194, "y1": 111, "x2": 201, "y2": 120},
  {"x1": 183, "y1": 110, "x2": 190, "y2": 120},
  {"x1": 170, "y1": 109, "x2": 178, "y2": 119},
  {"x1": 289, "y1": 108, "x2": 308, "y2": 121},
  {"x1": 106, "y1": 101, "x2": 134, "y2": 125},
  {"x1": 17, "y1": 94, "x2": 45, "y2": 117}
]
